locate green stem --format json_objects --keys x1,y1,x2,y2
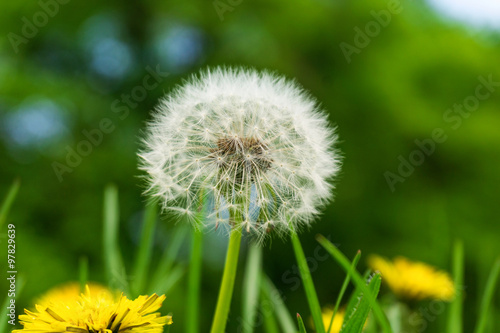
[
  {"x1": 447, "y1": 240, "x2": 464, "y2": 333},
  {"x1": 242, "y1": 242, "x2": 262, "y2": 333},
  {"x1": 132, "y1": 201, "x2": 158, "y2": 296},
  {"x1": 316, "y1": 235, "x2": 392, "y2": 333},
  {"x1": 0, "y1": 179, "x2": 20, "y2": 229},
  {"x1": 210, "y1": 227, "x2": 243, "y2": 333},
  {"x1": 328, "y1": 250, "x2": 361, "y2": 333},
  {"x1": 187, "y1": 229, "x2": 203, "y2": 333},
  {"x1": 290, "y1": 231, "x2": 325, "y2": 333},
  {"x1": 474, "y1": 258, "x2": 500, "y2": 333},
  {"x1": 103, "y1": 184, "x2": 128, "y2": 294},
  {"x1": 79, "y1": 256, "x2": 89, "y2": 293}
]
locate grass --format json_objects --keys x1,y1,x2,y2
[
  {"x1": 0, "y1": 179, "x2": 20, "y2": 229},
  {"x1": 474, "y1": 258, "x2": 500, "y2": 333},
  {"x1": 447, "y1": 240, "x2": 464, "y2": 333},
  {"x1": 242, "y1": 242, "x2": 263, "y2": 333},
  {"x1": 291, "y1": 230, "x2": 325, "y2": 333},
  {"x1": 131, "y1": 200, "x2": 158, "y2": 296},
  {"x1": 186, "y1": 229, "x2": 203, "y2": 333},
  {"x1": 328, "y1": 250, "x2": 361, "y2": 333},
  {"x1": 316, "y1": 235, "x2": 392, "y2": 333},
  {"x1": 103, "y1": 184, "x2": 129, "y2": 294}
]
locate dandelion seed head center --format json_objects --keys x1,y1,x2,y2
[{"x1": 210, "y1": 136, "x2": 273, "y2": 181}]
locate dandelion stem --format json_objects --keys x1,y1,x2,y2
[
  {"x1": 291, "y1": 230, "x2": 326, "y2": 333},
  {"x1": 186, "y1": 229, "x2": 203, "y2": 333},
  {"x1": 210, "y1": 227, "x2": 243, "y2": 333}
]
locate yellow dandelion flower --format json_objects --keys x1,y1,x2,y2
[
  {"x1": 14, "y1": 285, "x2": 172, "y2": 333},
  {"x1": 321, "y1": 308, "x2": 345, "y2": 333},
  {"x1": 368, "y1": 255, "x2": 455, "y2": 301},
  {"x1": 36, "y1": 282, "x2": 114, "y2": 306}
]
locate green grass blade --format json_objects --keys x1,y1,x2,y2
[
  {"x1": 186, "y1": 229, "x2": 203, "y2": 333},
  {"x1": 0, "y1": 275, "x2": 25, "y2": 333},
  {"x1": 0, "y1": 179, "x2": 20, "y2": 229},
  {"x1": 103, "y1": 184, "x2": 128, "y2": 294},
  {"x1": 261, "y1": 278, "x2": 280, "y2": 333},
  {"x1": 79, "y1": 256, "x2": 89, "y2": 293},
  {"x1": 261, "y1": 274, "x2": 297, "y2": 333},
  {"x1": 447, "y1": 240, "x2": 464, "y2": 333},
  {"x1": 297, "y1": 313, "x2": 308, "y2": 333},
  {"x1": 131, "y1": 201, "x2": 158, "y2": 296},
  {"x1": 242, "y1": 242, "x2": 263, "y2": 333},
  {"x1": 328, "y1": 250, "x2": 361, "y2": 333},
  {"x1": 155, "y1": 265, "x2": 186, "y2": 295},
  {"x1": 149, "y1": 225, "x2": 189, "y2": 293},
  {"x1": 343, "y1": 271, "x2": 372, "y2": 318},
  {"x1": 263, "y1": 310, "x2": 280, "y2": 333},
  {"x1": 341, "y1": 274, "x2": 382, "y2": 333},
  {"x1": 316, "y1": 235, "x2": 392, "y2": 333},
  {"x1": 291, "y1": 231, "x2": 325, "y2": 333},
  {"x1": 474, "y1": 258, "x2": 500, "y2": 333}
]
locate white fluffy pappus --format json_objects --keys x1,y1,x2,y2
[{"x1": 139, "y1": 67, "x2": 341, "y2": 239}]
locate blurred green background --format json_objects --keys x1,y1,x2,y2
[{"x1": 1, "y1": 0, "x2": 499, "y2": 332}]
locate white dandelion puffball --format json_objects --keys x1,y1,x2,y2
[{"x1": 139, "y1": 67, "x2": 341, "y2": 238}]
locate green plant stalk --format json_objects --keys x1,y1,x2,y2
[
  {"x1": 242, "y1": 242, "x2": 263, "y2": 333},
  {"x1": 316, "y1": 235, "x2": 392, "y2": 333},
  {"x1": 0, "y1": 179, "x2": 20, "y2": 229},
  {"x1": 79, "y1": 256, "x2": 89, "y2": 293},
  {"x1": 131, "y1": 201, "x2": 158, "y2": 296},
  {"x1": 149, "y1": 226, "x2": 188, "y2": 294},
  {"x1": 186, "y1": 229, "x2": 203, "y2": 333},
  {"x1": 474, "y1": 258, "x2": 500, "y2": 333},
  {"x1": 328, "y1": 250, "x2": 361, "y2": 333},
  {"x1": 447, "y1": 240, "x2": 464, "y2": 333},
  {"x1": 261, "y1": 281, "x2": 280, "y2": 333},
  {"x1": 291, "y1": 231, "x2": 325, "y2": 333},
  {"x1": 261, "y1": 274, "x2": 297, "y2": 333},
  {"x1": 210, "y1": 227, "x2": 243, "y2": 333},
  {"x1": 297, "y1": 313, "x2": 308, "y2": 333},
  {"x1": 103, "y1": 184, "x2": 129, "y2": 294}
]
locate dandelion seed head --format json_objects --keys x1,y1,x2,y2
[{"x1": 140, "y1": 67, "x2": 341, "y2": 238}]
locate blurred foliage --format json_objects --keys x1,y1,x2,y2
[{"x1": 1, "y1": 0, "x2": 500, "y2": 332}]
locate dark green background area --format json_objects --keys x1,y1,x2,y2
[{"x1": 1, "y1": 0, "x2": 499, "y2": 332}]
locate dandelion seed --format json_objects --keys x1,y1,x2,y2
[{"x1": 139, "y1": 67, "x2": 341, "y2": 238}]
